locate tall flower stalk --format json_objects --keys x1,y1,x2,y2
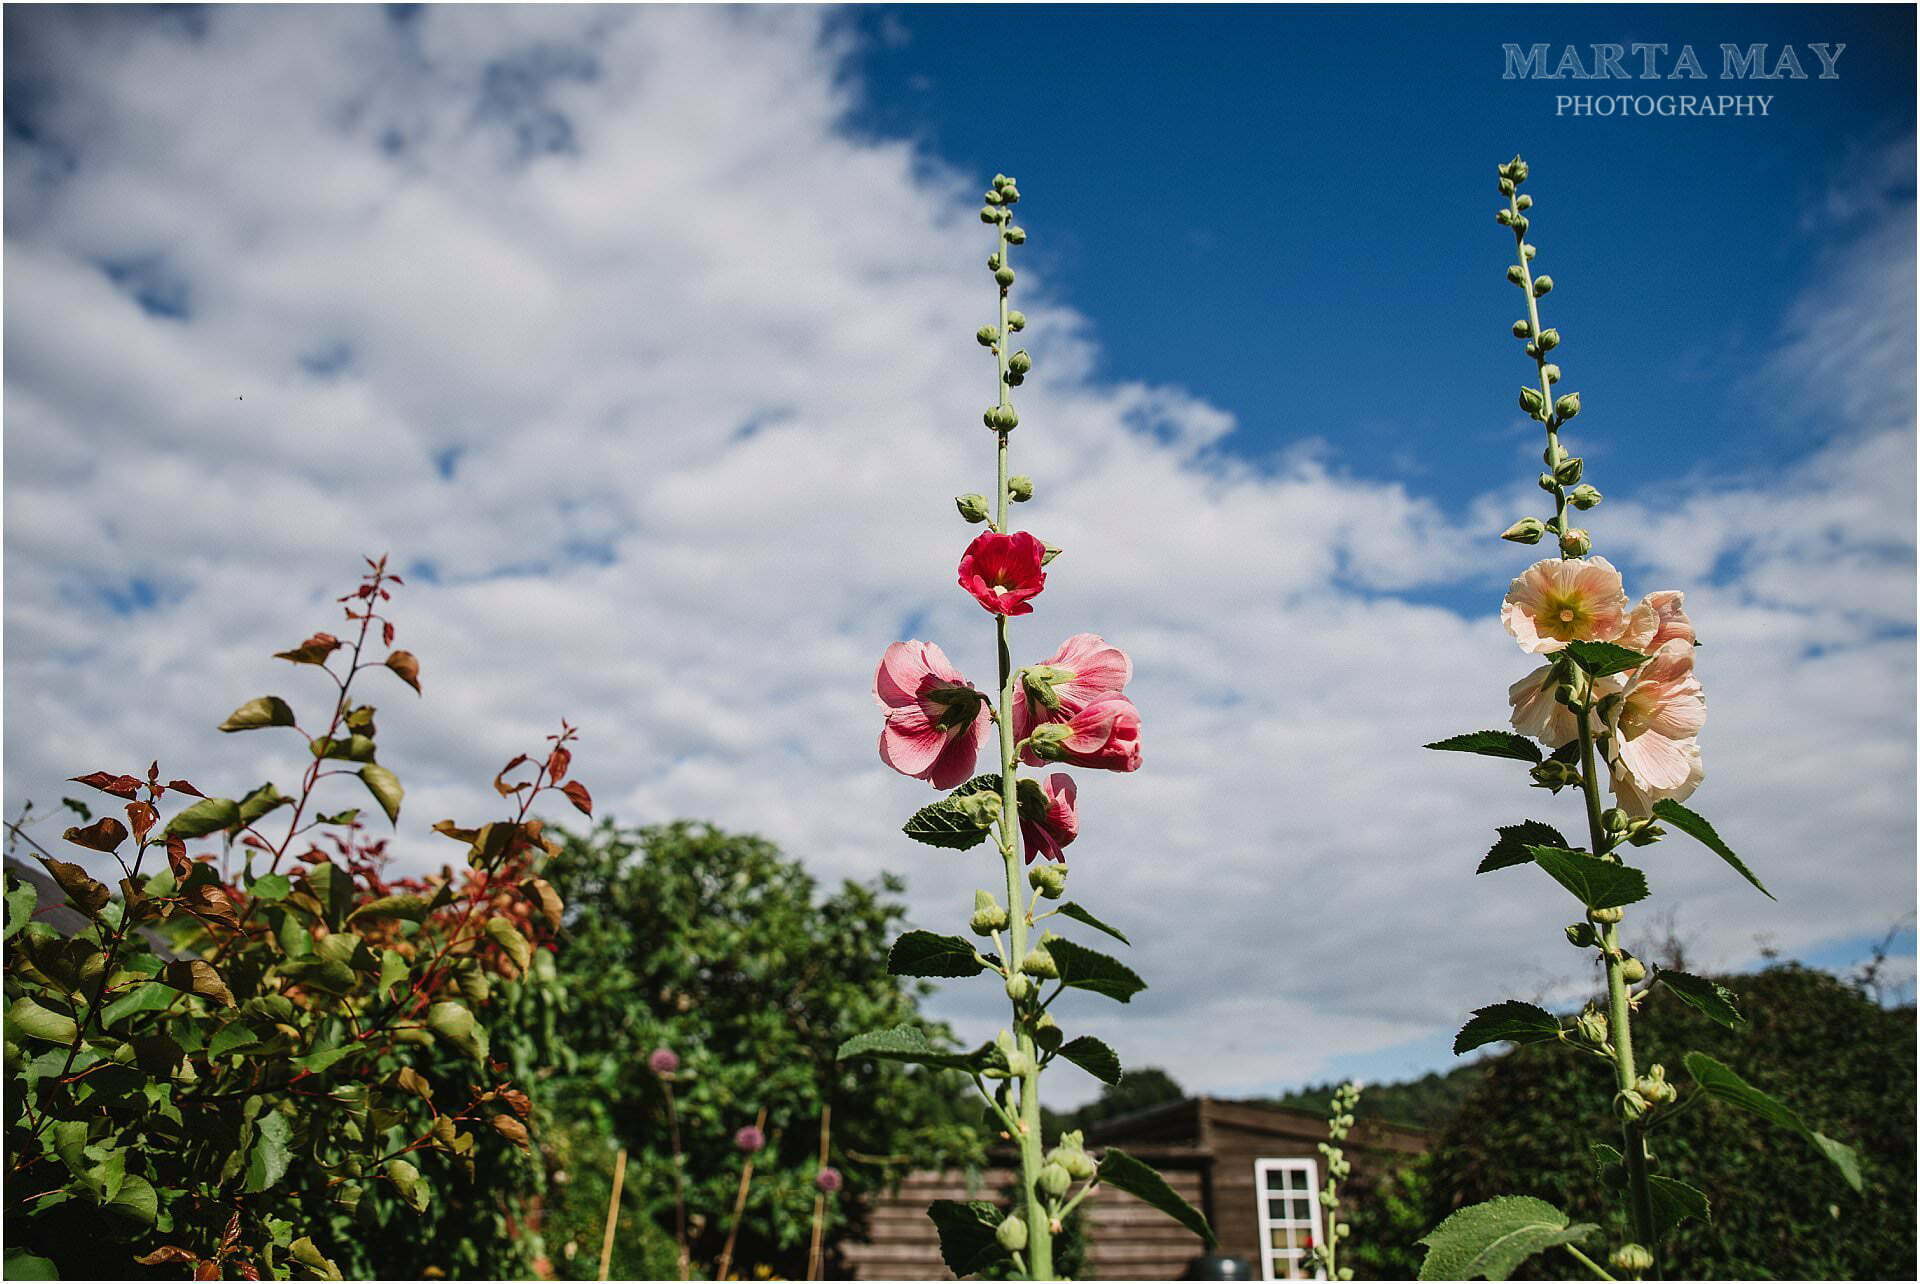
[
  {"x1": 842, "y1": 172, "x2": 1210, "y2": 1281},
  {"x1": 1415, "y1": 155, "x2": 1864, "y2": 1282}
]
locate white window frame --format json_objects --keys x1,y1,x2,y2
[{"x1": 1253, "y1": 1157, "x2": 1325, "y2": 1281}]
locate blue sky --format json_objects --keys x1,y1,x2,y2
[{"x1": 4, "y1": 6, "x2": 1913, "y2": 1102}]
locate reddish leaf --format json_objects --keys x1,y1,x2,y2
[
  {"x1": 166, "y1": 779, "x2": 205, "y2": 797},
  {"x1": 63, "y1": 816, "x2": 128, "y2": 853},
  {"x1": 125, "y1": 801, "x2": 158, "y2": 841},
  {"x1": 194, "y1": 1263, "x2": 222, "y2": 1281},
  {"x1": 490, "y1": 1114, "x2": 531, "y2": 1149},
  {"x1": 36, "y1": 856, "x2": 111, "y2": 916},
  {"x1": 165, "y1": 836, "x2": 189, "y2": 876},
  {"x1": 499, "y1": 1087, "x2": 532, "y2": 1118},
  {"x1": 185, "y1": 882, "x2": 240, "y2": 929},
  {"x1": 70, "y1": 771, "x2": 142, "y2": 800},
  {"x1": 382, "y1": 620, "x2": 396, "y2": 647},
  {"x1": 493, "y1": 755, "x2": 530, "y2": 798},
  {"x1": 136, "y1": 1248, "x2": 201, "y2": 1267},
  {"x1": 275, "y1": 632, "x2": 342, "y2": 665},
  {"x1": 546, "y1": 746, "x2": 571, "y2": 783},
  {"x1": 561, "y1": 781, "x2": 593, "y2": 817},
  {"x1": 385, "y1": 650, "x2": 422, "y2": 694}
]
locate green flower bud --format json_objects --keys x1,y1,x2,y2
[
  {"x1": 1625, "y1": 820, "x2": 1666, "y2": 847},
  {"x1": 1569, "y1": 484, "x2": 1602, "y2": 510},
  {"x1": 1006, "y1": 1048, "x2": 1037, "y2": 1077},
  {"x1": 1007, "y1": 226, "x2": 1027, "y2": 245},
  {"x1": 1588, "y1": 905, "x2": 1624, "y2": 924},
  {"x1": 994, "y1": 265, "x2": 1016, "y2": 287},
  {"x1": 1498, "y1": 177, "x2": 1515, "y2": 196},
  {"x1": 977, "y1": 325, "x2": 1000, "y2": 347},
  {"x1": 1508, "y1": 157, "x2": 1529, "y2": 182},
  {"x1": 1575, "y1": 1007, "x2": 1608, "y2": 1044},
  {"x1": 970, "y1": 890, "x2": 1009, "y2": 936},
  {"x1": 980, "y1": 206, "x2": 1001, "y2": 223},
  {"x1": 1060, "y1": 1146, "x2": 1096, "y2": 1182},
  {"x1": 1541, "y1": 362, "x2": 1561, "y2": 383},
  {"x1": 1518, "y1": 386, "x2": 1545, "y2": 416},
  {"x1": 1020, "y1": 945, "x2": 1058, "y2": 979},
  {"x1": 1337, "y1": 1223, "x2": 1351, "y2": 1239},
  {"x1": 1602, "y1": 807, "x2": 1630, "y2": 833},
  {"x1": 1008, "y1": 475, "x2": 1034, "y2": 503},
  {"x1": 1512, "y1": 215, "x2": 1529, "y2": 234},
  {"x1": 1008, "y1": 350, "x2": 1033, "y2": 376},
  {"x1": 1039, "y1": 1162, "x2": 1072, "y2": 1198},
  {"x1": 996, "y1": 1215, "x2": 1029, "y2": 1253},
  {"x1": 1001, "y1": 185, "x2": 1020, "y2": 204},
  {"x1": 1555, "y1": 392, "x2": 1582, "y2": 421},
  {"x1": 984, "y1": 189, "x2": 1005, "y2": 206},
  {"x1": 1619, "y1": 956, "x2": 1647, "y2": 984},
  {"x1": 1565, "y1": 922, "x2": 1598, "y2": 948},
  {"x1": 1523, "y1": 243, "x2": 1537, "y2": 260},
  {"x1": 1559, "y1": 528, "x2": 1593, "y2": 556},
  {"x1": 983, "y1": 404, "x2": 1020, "y2": 431},
  {"x1": 1495, "y1": 209, "x2": 1514, "y2": 226},
  {"x1": 1554, "y1": 456, "x2": 1584, "y2": 485},
  {"x1": 1538, "y1": 328, "x2": 1561, "y2": 350},
  {"x1": 1041, "y1": 542, "x2": 1062, "y2": 565},
  {"x1": 1028, "y1": 862, "x2": 1068, "y2": 900},
  {"x1": 1538, "y1": 472, "x2": 1559, "y2": 493},
  {"x1": 1033, "y1": 1011, "x2": 1063, "y2": 1052},
  {"x1": 1005, "y1": 974, "x2": 1032, "y2": 1002},
  {"x1": 1507, "y1": 265, "x2": 1526, "y2": 285},
  {"x1": 1516, "y1": 194, "x2": 1533, "y2": 211},
  {"x1": 1531, "y1": 274, "x2": 1552, "y2": 297},
  {"x1": 1610, "y1": 1244, "x2": 1654, "y2": 1274},
  {"x1": 956, "y1": 493, "x2": 992, "y2": 524},
  {"x1": 1529, "y1": 760, "x2": 1582, "y2": 793},
  {"x1": 1637, "y1": 1064, "x2": 1678, "y2": 1104},
  {"x1": 1501, "y1": 517, "x2": 1546, "y2": 545},
  {"x1": 1007, "y1": 310, "x2": 1027, "y2": 331},
  {"x1": 1512, "y1": 319, "x2": 1533, "y2": 339},
  {"x1": 1617, "y1": 1088, "x2": 1650, "y2": 1122}
]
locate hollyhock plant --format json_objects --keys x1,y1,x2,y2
[
  {"x1": 875, "y1": 640, "x2": 992, "y2": 789},
  {"x1": 844, "y1": 172, "x2": 1210, "y2": 1282},
  {"x1": 1421, "y1": 155, "x2": 1858, "y2": 1283},
  {"x1": 958, "y1": 529, "x2": 1048, "y2": 615}
]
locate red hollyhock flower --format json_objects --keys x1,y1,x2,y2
[
  {"x1": 957, "y1": 531, "x2": 1047, "y2": 616},
  {"x1": 1032, "y1": 694, "x2": 1142, "y2": 772},
  {"x1": 1017, "y1": 773, "x2": 1079, "y2": 863}
]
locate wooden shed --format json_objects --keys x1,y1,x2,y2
[{"x1": 843, "y1": 1097, "x2": 1428, "y2": 1281}]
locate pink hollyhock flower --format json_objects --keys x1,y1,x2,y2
[
  {"x1": 734, "y1": 1125, "x2": 766, "y2": 1153},
  {"x1": 1618, "y1": 590, "x2": 1695, "y2": 655},
  {"x1": 1501, "y1": 557, "x2": 1632, "y2": 654},
  {"x1": 1012, "y1": 633, "x2": 1132, "y2": 754},
  {"x1": 1030, "y1": 694, "x2": 1142, "y2": 772},
  {"x1": 1017, "y1": 773, "x2": 1079, "y2": 863},
  {"x1": 957, "y1": 531, "x2": 1048, "y2": 616},
  {"x1": 1606, "y1": 639, "x2": 1707, "y2": 814},
  {"x1": 1507, "y1": 665, "x2": 1623, "y2": 748},
  {"x1": 875, "y1": 641, "x2": 991, "y2": 790},
  {"x1": 648, "y1": 1047, "x2": 680, "y2": 1076},
  {"x1": 815, "y1": 1167, "x2": 843, "y2": 1193}
]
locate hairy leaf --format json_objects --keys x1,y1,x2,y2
[
  {"x1": 901, "y1": 795, "x2": 998, "y2": 850},
  {"x1": 927, "y1": 1199, "x2": 1008, "y2": 1277},
  {"x1": 1563, "y1": 640, "x2": 1651, "y2": 678},
  {"x1": 1056, "y1": 1035, "x2": 1122, "y2": 1084},
  {"x1": 1529, "y1": 845, "x2": 1649, "y2": 909},
  {"x1": 1048, "y1": 938, "x2": 1147, "y2": 1002},
  {"x1": 1479, "y1": 821, "x2": 1567, "y2": 874},
  {"x1": 1655, "y1": 969, "x2": 1745, "y2": 1027},
  {"x1": 836, "y1": 1024, "x2": 997, "y2": 1072},
  {"x1": 1417, "y1": 1195, "x2": 1596, "y2": 1281},
  {"x1": 1424, "y1": 731, "x2": 1543, "y2": 763},
  {"x1": 888, "y1": 930, "x2": 984, "y2": 978},
  {"x1": 1454, "y1": 1001, "x2": 1562, "y2": 1055}
]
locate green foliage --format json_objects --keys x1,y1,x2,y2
[
  {"x1": 3, "y1": 557, "x2": 580, "y2": 1280},
  {"x1": 1649, "y1": 800, "x2": 1774, "y2": 899},
  {"x1": 1454, "y1": 1002, "x2": 1562, "y2": 1055},
  {"x1": 531, "y1": 821, "x2": 987, "y2": 1281},
  {"x1": 1424, "y1": 732, "x2": 1544, "y2": 763},
  {"x1": 1416, "y1": 1195, "x2": 1596, "y2": 1281},
  {"x1": 1097, "y1": 1147, "x2": 1215, "y2": 1247},
  {"x1": 1419, "y1": 965, "x2": 1914, "y2": 1278}
]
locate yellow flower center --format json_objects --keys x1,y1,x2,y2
[{"x1": 1538, "y1": 590, "x2": 1590, "y2": 641}]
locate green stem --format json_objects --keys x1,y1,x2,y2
[{"x1": 1565, "y1": 1243, "x2": 1619, "y2": 1282}]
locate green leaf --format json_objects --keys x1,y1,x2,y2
[
  {"x1": 949, "y1": 774, "x2": 1003, "y2": 797},
  {"x1": 1682, "y1": 1052, "x2": 1862, "y2": 1191},
  {"x1": 102, "y1": 1173, "x2": 158, "y2": 1232},
  {"x1": 1563, "y1": 640, "x2": 1652, "y2": 678},
  {"x1": 244, "y1": 1111, "x2": 293, "y2": 1193},
  {"x1": 385, "y1": 1158, "x2": 430, "y2": 1213},
  {"x1": 5, "y1": 879, "x2": 38, "y2": 942},
  {"x1": 887, "y1": 931, "x2": 984, "y2": 978},
  {"x1": 208, "y1": 1023, "x2": 261, "y2": 1059},
  {"x1": 311, "y1": 734, "x2": 377, "y2": 763},
  {"x1": 100, "y1": 982, "x2": 178, "y2": 1029},
  {"x1": 1530, "y1": 846, "x2": 1649, "y2": 910},
  {"x1": 901, "y1": 795, "x2": 999, "y2": 851},
  {"x1": 426, "y1": 1000, "x2": 488, "y2": 1062},
  {"x1": 1650, "y1": 800, "x2": 1773, "y2": 899},
  {"x1": 359, "y1": 764, "x2": 403, "y2": 825},
  {"x1": 836, "y1": 1024, "x2": 997, "y2": 1072},
  {"x1": 1645, "y1": 1176, "x2": 1711, "y2": 1243},
  {"x1": 1054, "y1": 901, "x2": 1130, "y2": 946},
  {"x1": 926, "y1": 1200, "x2": 1008, "y2": 1277},
  {"x1": 219, "y1": 696, "x2": 296, "y2": 733},
  {"x1": 7, "y1": 996, "x2": 78, "y2": 1045},
  {"x1": 290, "y1": 1045, "x2": 359, "y2": 1075},
  {"x1": 1416, "y1": 1196, "x2": 1596, "y2": 1281},
  {"x1": 164, "y1": 797, "x2": 241, "y2": 839},
  {"x1": 1056, "y1": 1035, "x2": 1122, "y2": 1085},
  {"x1": 4, "y1": 1253, "x2": 59, "y2": 1279},
  {"x1": 1454, "y1": 1001, "x2": 1562, "y2": 1055},
  {"x1": 236, "y1": 782, "x2": 291, "y2": 827},
  {"x1": 1655, "y1": 969, "x2": 1745, "y2": 1028},
  {"x1": 1048, "y1": 939, "x2": 1146, "y2": 1003},
  {"x1": 248, "y1": 873, "x2": 292, "y2": 903},
  {"x1": 1097, "y1": 1147, "x2": 1215, "y2": 1247},
  {"x1": 376, "y1": 948, "x2": 409, "y2": 999},
  {"x1": 1479, "y1": 821, "x2": 1567, "y2": 874},
  {"x1": 348, "y1": 894, "x2": 430, "y2": 924},
  {"x1": 486, "y1": 917, "x2": 532, "y2": 971},
  {"x1": 1424, "y1": 731, "x2": 1543, "y2": 763}
]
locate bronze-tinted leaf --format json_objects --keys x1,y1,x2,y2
[
  {"x1": 135, "y1": 1247, "x2": 200, "y2": 1267},
  {"x1": 165, "y1": 959, "x2": 237, "y2": 1007},
  {"x1": 384, "y1": 650, "x2": 421, "y2": 694},
  {"x1": 62, "y1": 817, "x2": 128, "y2": 853},
  {"x1": 546, "y1": 746, "x2": 571, "y2": 783},
  {"x1": 166, "y1": 779, "x2": 204, "y2": 798},
  {"x1": 125, "y1": 801, "x2": 158, "y2": 841},
  {"x1": 489, "y1": 1115, "x2": 531, "y2": 1149},
  {"x1": 521, "y1": 877, "x2": 563, "y2": 931},
  {"x1": 69, "y1": 771, "x2": 142, "y2": 799},
  {"x1": 274, "y1": 632, "x2": 342, "y2": 665},
  {"x1": 396, "y1": 1066, "x2": 434, "y2": 1101},
  {"x1": 561, "y1": 781, "x2": 592, "y2": 817},
  {"x1": 36, "y1": 856, "x2": 111, "y2": 916},
  {"x1": 493, "y1": 755, "x2": 530, "y2": 797}
]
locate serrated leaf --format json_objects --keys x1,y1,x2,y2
[
  {"x1": 1479, "y1": 821, "x2": 1567, "y2": 874},
  {"x1": 244, "y1": 1111, "x2": 293, "y2": 1193},
  {"x1": 1646, "y1": 1175, "x2": 1711, "y2": 1243},
  {"x1": 836, "y1": 1024, "x2": 997, "y2": 1072},
  {"x1": 1655, "y1": 969, "x2": 1745, "y2": 1027},
  {"x1": 1098, "y1": 1147, "x2": 1215, "y2": 1247},
  {"x1": 1048, "y1": 939, "x2": 1146, "y2": 1002},
  {"x1": 901, "y1": 795, "x2": 998, "y2": 850},
  {"x1": 1530, "y1": 846, "x2": 1649, "y2": 910},
  {"x1": 7, "y1": 996, "x2": 78, "y2": 1045},
  {"x1": 1424, "y1": 730, "x2": 1543, "y2": 763},
  {"x1": 887, "y1": 930, "x2": 984, "y2": 978},
  {"x1": 1682, "y1": 1052, "x2": 1862, "y2": 1190},
  {"x1": 1563, "y1": 640, "x2": 1652, "y2": 678},
  {"x1": 1417, "y1": 1196, "x2": 1595, "y2": 1281},
  {"x1": 359, "y1": 765, "x2": 403, "y2": 825},
  {"x1": 164, "y1": 797, "x2": 240, "y2": 839},
  {"x1": 1651, "y1": 800, "x2": 1773, "y2": 899},
  {"x1": 1454, "y1": 1001, "x2": 1562, "y2": 1055},
  {"x1": 927, "y1": 1199, "x2": 1008, "y2": 1276},
  {"x1": 1056, "y1": 1035, "x2": 1122, "y2": 1084},
  {"x1": 1055, "y1": 901, "x2": 1130, "y2": 945},
  {"x1": 219, "y1": 696, "x2": 297, "y2": 733}
]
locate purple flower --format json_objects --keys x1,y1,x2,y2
[
  {"x1": 815, "y1": 1167, "x2": 843, "y2": 1193},
  {"x1": 734, "y1": 1125, "x2": 766, "y2": 1154},
  {"x1": 648, "y1": 1048, "x2": 680, "y2": 1075}
]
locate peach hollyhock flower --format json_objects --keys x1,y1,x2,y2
[
  {"x1": 1617, "y1": 589, "x2": 1695, "y2": 655},
  {"x1": 1030, "y1": 694, "x2": 1142, "y2": 773},
  {"x1": 1017, "y1": 773, "x2": 1079, "y2": 863},
  {"x1": 874, "y1": 641, "x2": 992, "y2": 790},
  {"x1": 1605, "y1": 639, "x2": 1707, "y2": 814},
  {"x1": 957, "y1": 530, "x2": 1048, "y2": 616},
  {"x1": 1508, "y1": 665, "x2": 1622, "y2": 748},
  {"x1": 1012, "y1": 633, "x2": 1133, "y2": 750},
  {"x1": 1501, "y1": 556, "x2": 1632, "y2": 654}
]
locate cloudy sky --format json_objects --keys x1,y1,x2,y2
[{"x1": 5, "y1": 5, "x2": 1913, "y2": 1104}]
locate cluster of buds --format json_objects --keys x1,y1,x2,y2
[
  {"x1": 1603, "y1": 806, "x2": 1666, "y2": 848},
  {"x1": 1610, "y1": 1243, "x2": 1655, "y2": 1276},
  {"x1": 1308, "y1": 1082, "x2": 1362, "y2": 1282}
]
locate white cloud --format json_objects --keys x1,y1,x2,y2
[{"x1": 5, "y1": 7, "x2": 1911, "y2": 1106}]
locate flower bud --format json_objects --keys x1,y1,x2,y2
[
  {"x1": 1518, "y1": 387, "x2": 1544, "y2": 416},
  {"x1": 1610, "y1": 1244, "x2": 1654, "y2": 1274},
  {"x1": 1337, "y1": 1223, "x2": 1351, "y2": 1239},
  {"x1": 1619, "y1": 956, "x2": 1646, "y2": 984},
  {"x1": 1498, "y1": 177, "x2": 1515, "y2": 196},
  {"x1": 1569, "y1": 484, "x2": 1602, "y2": 510},
  {"x1": 1529, "y1": 760, "x2": 1582, "y2": 793},
  {"x1": 1007, "y1": 475, "x2": 1034, "y2": 503},
  {"x1": 984, "y1": 189, "x2": 1005, "y2": 206},
  {"x1": 1555, "y1": 392, "x2": 1582, "y2": 420},
  {"x1": 1057, "y1": 1135, "x2": 1096, "y2": 1181},
  {"x1": 1575, "y1": 1007, "x2": 1608, "y2": 1044},
  {"x1": 1006, "y1": 1048, "x2": 1037, "y2": 1077},
  {"x1": 1618, "y1": 1088, "x2": 1650, "y2": 1122},
  {"x1": 1602, "y1": 807, "x2": 1630, "y2": 833},
  {"x1": 996, "y1": 1215, "x2": 1029, "y2": 1253},
  {"x1": 994, "y1": 265, "x2": 1016, "y2": 287},
  {"x1": 956, "y1": 493, "x2": 992, "y2": 523},
  {"x1": 1041, "y1": 542, "x2": 1062, "y2": 565},
  {"x1": 1559, "y1": 528, "x2": 1593, "y2": 556},
  {"x1": 1531, "y1": 271, "x2": 1552, "y2": 293},
  {"x1": 1008, "y1": 350, "x2": 1033, "y2": 376},
  {"x1": 1588, "y1": 905, "x2": 1624, "y2": 924},
  {"x1": 1007, "y1": 310, "x2": 1027, "y2": 331},
  {"x1": 988, "y1": 253, "x2": 1002, "y2": 270},
  {"x1": 1020, "y1": 944, "x2": 1058, "y2": 979},
  {"x1": 1538, "y1": 328, "x2": 1560, "y2": 350},
  {"x1": 1523, "y1": 244, "x2": 1537, "y2": 260},
  {"x1": 1496, "y1": 208, "x2": 1514, "y2": 226},
  {"x1": 983, "y1": 404, "x2": 1020, "y2": 431},
  {"x1": 1537, "y1": 472, "x2": 1558, "y2": 493},
  {"x1": 1565, "y1": 922, "x2": 1598, "y2": 948},
  {"x1": 1507, "y1": 265, "x2": 1525, "y2": 285},
  {"x1": 980, "y1": 206, "x2": 1001, "y2": 224},
  {"x1": 1005, "y1": 974, "x2": 1032, "y2": 1002},
  {"x1": 971, "y1": 890, "x2": 1010, "y2": 936},
  {"x1": 1554, "y1": 456, "x2": 1584, "y2": 485},
  {"x1": 1626, "y1": 820, "x2": 1666, "y2": 847},
  {"x1": 1541, "y1": 362, "x2": 1560, "y2": 383},
  {"x1": 1007, "y1": 226, "x2": 1027, "y2": 245},
  {"x1": 1033, "y1": 1011, "x2": 1063, "y2": 1052},
  {"x1": 1516, "y1": 194, "x2": 1533, "y2": 210},
  {"x1": 1501, "y1": 517, "x2": 1546, "y2": 545},
  {"x1": 1512, "y1": 215, "x2": 1529, "y2": 234},
  {"x1": 1512, "y1": 319, "x2": 1533, "y2": 339},
  {"x1": 1039, "y1": 1161, "x2": 1072, "y2": 1198},
  {"x1": 1001, "y1": 186, "x2": 1020, "y2": 204},
  {"x1": 1028, "y1": 862, "x2": 1068, "y2": 899},
  {"x1": 1637, "y1": 1064, "x2": 1678, "y2": 1104},
  {"x1": 977, "y1": 325, "x2": 1000, "y2": 347}
]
